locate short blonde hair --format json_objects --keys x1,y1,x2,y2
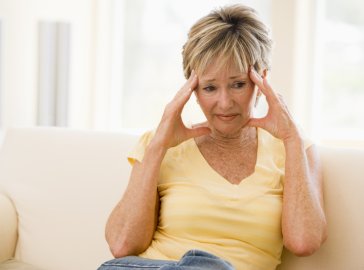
[{"x1": 182, "y1": 4, "x2": 272, "y2": 78}]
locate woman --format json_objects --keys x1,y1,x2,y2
[{"x1": 98, "y1": 4, "x2": 327, "y2": 270}]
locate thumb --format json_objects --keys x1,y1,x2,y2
[
  {"x1": 186, "y1": 127, "x2": 211, "y2": 139},
  {"x1": 247, "y1": 117, "x2": 266, "y2": 129}
]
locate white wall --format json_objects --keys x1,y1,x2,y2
[
  {"x1": 270, "y1": 0, "x2": 317, "y2": 134},
  {"x1": 0, "y1": 0, "x2": 319, "y2": 136},
  {"x1": 0, "y1": 0, "x2": 97, "y2": 130}
]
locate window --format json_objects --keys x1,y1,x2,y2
[
  {"x1": 0, "y1": 20, "x2": 2, "y2": 130},
  {"x1": 314, "y1": 0, "x2": 364, "y2": 142}
]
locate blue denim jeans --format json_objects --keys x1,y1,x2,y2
[{"x1": 98, "y1": 249, "x2": 234, "y2": 270}]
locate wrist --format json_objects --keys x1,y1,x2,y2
[
  {"x1": 281, "y1": 125, "x2": 302, "y2": 143},
  {"x1": 146, "y1": 139, "x2": 168, "y2": 159},
  {"x1": 283, "y1": 134, "x2": 304, "y2": 148}
]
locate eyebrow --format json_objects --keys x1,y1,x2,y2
[{"x1": 201, "y1": 75, "x2": 248, "y2": 82}]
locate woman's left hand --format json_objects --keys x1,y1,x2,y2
[{"x1": 248, "y1": 68, "x2": 301, "y2": 142}]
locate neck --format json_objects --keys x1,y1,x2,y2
[{"x1": 207, "y1": 126, "x2": 257, "y2": 150}]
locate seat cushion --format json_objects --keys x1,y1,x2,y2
[{"x1": 0, "y1": 259, "x2": 43, "y2": 270}]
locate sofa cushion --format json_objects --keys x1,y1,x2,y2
[
  {"x1": 278, "y1": 146, "x2": 364, "y2": 269},
  {"x1": 0, "y1": 128, "x2": 138, "y2": 270}
]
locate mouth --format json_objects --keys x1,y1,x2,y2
[{"x1": 215, "y1": 114, "x2": 239, "y2": 121}]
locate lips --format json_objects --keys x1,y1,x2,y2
[{"x1": 216, "y1": 114, "x2": 239, "y2": 121}]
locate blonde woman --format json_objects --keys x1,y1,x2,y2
[{"x1": 98, "y1": 4, "x2": 327, "y2": 270}]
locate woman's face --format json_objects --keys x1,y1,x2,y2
[{"x1": 195, "y1": 61, "x2": 259, "y2": 137}]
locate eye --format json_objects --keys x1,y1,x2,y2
[
  {"x1": 202, "y1": 85, "x2": 216, "y2": 92},
  {"x1": 232, "y1": 81, "x2": 246, "y2": 89}
]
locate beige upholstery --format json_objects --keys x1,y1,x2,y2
[
  {"x1": 0, "y1": 127, "x2": 363, "y2": 270},
  {"x1": 0, "y1": 259, "x2": 43, "y2": 270},
  {"x1": 0, "y1": 193, "x2": 17, "y2": 263},
  {"x1": 278, "y1": 146, "x2": 364, "y2": 269},
  {"x1": 0, "y1": 128, "x2": 135, "y2": 270}
]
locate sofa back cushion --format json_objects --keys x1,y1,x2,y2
[
  {"x1": 0, "y1": 127, "x2": 138, "y2": 270},
  {"x1": 278, "y1": 146, "x2": 364, "y2": 269}
]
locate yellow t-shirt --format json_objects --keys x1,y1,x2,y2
[{"x1": 128, "y1": 128, "x2": 311, "y2": 270}]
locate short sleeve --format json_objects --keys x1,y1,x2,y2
[{"x1": 127, "y1": 130, "x2": 155, "y2": 166}]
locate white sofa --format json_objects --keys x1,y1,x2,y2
[{"x1": 0, "y1": 127, "x2": 364, "y2": 270}]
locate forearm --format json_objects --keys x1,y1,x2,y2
[
  {"x1": 282, "y1": 136, "x2": 327, "y2": 256},
  {"x1": 105, "y1": 141, "x2": 166, "y2": 257}
]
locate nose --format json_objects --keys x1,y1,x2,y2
[{"x1": 217, "y1": 88, "x2": 234, "y2": 111}]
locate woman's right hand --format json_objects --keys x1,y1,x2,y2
[{"x1": 152, "y1": 70, "x2": 211, "y2": 150}]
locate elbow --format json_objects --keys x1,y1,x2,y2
[
  {"x1": 284, "y1": 231, "x2": 327, "y2": 257},
  {"x1": 106, "y1": 233, "x2": 150, "y2": 258},
  {"x1": 105, "y1": 228, "x2": 133, "y2": 258},
  {"x1": 284, "y1": 216, "x2": 328, "y2": 257},
  {"x1": 107, "y1": 235, "x2": 135, "y2": 258},
  {"x1": 284, "y1": 239, "x2": 320, "y2": 257},
  {"x1": 109, "y1": 241, "x2": 130, "y2": 258}
]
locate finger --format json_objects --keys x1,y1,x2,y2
[
  {"x1": 247, "y1": 117, "x2": 267, "y2": 129},
  {"x1": 185, "y1": 126, "x2": 211, "y2": 139},
  {"x1": 168, "y1": 73, "x2": 198, "y2": 116},
  {"x1": 249, "y1": 68, "x2": 278, "y2": 103},
  {"x1": 176, "y1": 70, "x2": 197, "y2": 98},
  {"x1": 176, "y1": 72, "x2": 198, "y2": 106},
  {"x1": 190, "y1": 71, "x2": 199, "y2": 91},
  {"x1": 183, "y1": 70, "x2": 196, "y2": 90},
  {"x1": 262, "y1": 77, "x2": 278, "y2": 99},
  {"x1": 248, "y1": 67, "x2": 264, "y2": 90}
]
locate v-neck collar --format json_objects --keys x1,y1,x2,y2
[{"x1": 191, "y1": 128, "x2": 262, "y2": 187}]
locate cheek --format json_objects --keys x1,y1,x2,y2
[
  {"x1": 196, "y1": 95, "x2": 214, "y2": 116},
  {"x1": 238, "y1": 87, "x2": 256, "y2": 102},
  {"x1": 236, "y1": 91, "x2": 257, "y2": 114},
  {"x1": 197, "y1": 98, "x2": 212, "y2": 112}
]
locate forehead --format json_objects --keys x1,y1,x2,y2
[{"x1": 200, "y1": 60, "x2": 247, "y2": 80}]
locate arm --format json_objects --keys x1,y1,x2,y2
[
  {"x1": 105, "y1": 143, "x2": 164, "y2": 258},
  {"x1": 249, "y1": 68, "x2": 327, "y2": 256},
  {"x1": 105, "y1": 70, "x2": 210, "y2": 258},
  {"x1": 282, "y1": 138, "x2": 327, "y2": 256}
]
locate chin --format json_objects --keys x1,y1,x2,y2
[{"x1": 213, "y1": 123, "x2": 245, "y2": 138}]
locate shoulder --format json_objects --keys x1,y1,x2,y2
[
  {"x1": 258, "y1": 127, "x2": 314, "y2": 152},
  {"x1": 137, "y1": 130, "x2": 156, "y2": 145},
  {"x1": 137, "y1": 129, "x2": 196, "y2": 160},
  {"x1": 127, "y1": 129, "x2": 156, "y2": 165},
  {"x1": 258, "y1": 128, "x2": 285, "y2": 153},
  {"x1": 257, "y1": 128, "x2": 286, "y2": 171}
]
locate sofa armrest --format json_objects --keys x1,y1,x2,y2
[{"x1": 0, "y1": 192, "x2": 18, "y2": 263}]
